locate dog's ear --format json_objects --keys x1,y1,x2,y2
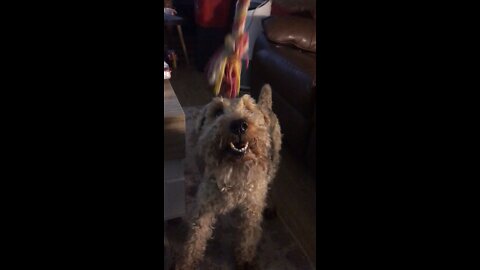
[
  {"x1": 258, "y1": 84, "x2": 273, "y2": 110},
  {"x1": 258, "y1": 84, "x2": 282, "y2": 166}
]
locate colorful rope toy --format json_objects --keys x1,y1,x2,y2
[{"x1": 206, "y1": 0, "x2": 250, "y2": 98}]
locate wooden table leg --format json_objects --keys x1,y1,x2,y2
[{"x1": 176, "y1": 25, "x2": 189, "y2": 65}]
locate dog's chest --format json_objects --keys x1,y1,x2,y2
[{"x1": 206, "y1": 163, "x2": 268, "y2": 207}]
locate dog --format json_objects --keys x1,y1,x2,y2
[{"x1": 175, "y1": 84, "x2": 282, "y2": 269}]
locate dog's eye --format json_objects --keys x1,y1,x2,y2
[{"x1": 213, "y1": 108, "x2": 224, "y2": 117}]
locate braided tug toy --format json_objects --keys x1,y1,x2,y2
[{"x1": 206, "y1": 0, "x2": 250, "y2": 98}]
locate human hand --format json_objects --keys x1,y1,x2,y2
[{"x1": 164, "y1": 7, "x2": 177, "y2": 15}]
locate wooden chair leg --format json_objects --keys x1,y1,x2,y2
[{"x1": 176, "y1": 25, "x2": 189, "y2": 65}]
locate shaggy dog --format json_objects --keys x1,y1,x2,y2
[{"x1": 176, "y1": 85, "x2": 282, "y2": 269}]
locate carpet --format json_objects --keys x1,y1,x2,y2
[{"x1": 165, "y1": 106, "x2": 312, "y2": 270}]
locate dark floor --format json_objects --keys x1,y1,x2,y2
[{"x1": 169, "y1": 64, "x2": 213, "y2": 107}]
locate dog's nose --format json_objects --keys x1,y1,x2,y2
[{"x1": 230, "y1": 119, "x2": 248, "y2": 135}]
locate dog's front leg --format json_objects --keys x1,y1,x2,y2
[
  {"x1": 235, "y1": 202, "x2": 265, "y2": 269},
  {"x1": 176, "y1": 206, "x2": 217, "y2": 270}
]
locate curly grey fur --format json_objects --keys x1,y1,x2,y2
[{"x1": 176, "y1": 85, "x2": 282, "y2": 269}]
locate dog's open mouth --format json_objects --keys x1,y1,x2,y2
[{"x1": 229, "y1": 141, "x2": 249, "y2": 155}]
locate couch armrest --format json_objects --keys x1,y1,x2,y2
[
  {"x1": 252, "y1": 32, "x2": 272, "y2": 56},
  {"x1": 251, "y1": 47, "x2": 315, "y2": 118},
  {"x1": 251, "y1": 36, "x2": 316, "y2": 160}
]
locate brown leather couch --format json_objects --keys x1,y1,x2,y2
[{"x1": 251, "y1": 15, "x2": 316, "y2": 176}]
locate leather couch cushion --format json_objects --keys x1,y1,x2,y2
[
  {"x1": 263, "y1": 16, "x2": 316, "y2": 53},
  {"x1": 271, "y1": 1, "x2": 316, "y2": 18},
  {"x1": 253, "y1": 34, "x2": 316, "y2": 86}
]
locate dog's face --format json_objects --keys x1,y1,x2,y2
[{"x1": 195, "y1": 85, "x2": 278, "y2": 165}]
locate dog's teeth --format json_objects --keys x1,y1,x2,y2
[
  {"x1": 243, "y1": 142, "x2": 249, "y2": 151},
  {"x1": 229, "y1": 142, "x2": 239, "y2": 152},
  {"x1": 229, "y1": 141, "x2": 249, "y2": 153}
]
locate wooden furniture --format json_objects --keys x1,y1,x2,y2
[
  {"x1": 164, "y1": 13, "x2": 190, "y2": 65},
  {"x1": 164, "y1": 80, "x2": 186, "y2": 220}
]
